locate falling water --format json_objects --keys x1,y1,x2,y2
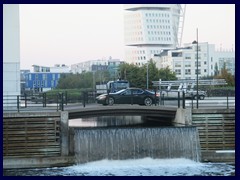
[{"x1": 74, "y1": 127, "x2": 201, "y2": 164}]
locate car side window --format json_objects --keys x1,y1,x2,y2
[
  {"x1": 133, "y1": 89, "x2": 143, "y2": 95},
  {"x1": 122, "y1": 89, "x2": 131, "y2": 95}
]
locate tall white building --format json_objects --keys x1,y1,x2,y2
[
  {"x1": 124, "y1": 4, "x2": 184, "y2": 66},
  {"x1": 3, "y1": 4, "x2": 20, "y2": 108}
]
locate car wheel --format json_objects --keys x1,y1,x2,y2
[
  {"x1": 108, "y1": 97, "x2": 114, "y2": 106},
  {"x1": 144, "y1": 97, "x2": 153, "y2": 106},
  {"x1": 193, "y1": 95, "x2": 197, "y2": 100},
  {"x1": 199, "y1": 95, "x2": 205, "y2": 100}
]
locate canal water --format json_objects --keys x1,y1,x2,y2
[{"x1": 3, "y1": 116, "x2": 235, "y2": 176}]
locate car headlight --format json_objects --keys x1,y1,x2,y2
[{"x1": 97, "y1": 95, "x2": 107, "y2": 100}]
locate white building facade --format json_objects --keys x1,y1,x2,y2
[
  {"x1": 153, "y1": 42, "x2": 235, "y2": 80},
  {"x1": 124, "y1": 4, "x2": 183, "y2": 66},
  {"x1": 3, "y1": 4, "x2": 20, "y2": 108}
]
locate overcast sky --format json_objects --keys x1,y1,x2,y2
[{"x1": 19, "y1": 4, "x2": 235, "y2": 69}]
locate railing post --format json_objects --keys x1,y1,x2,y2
[
  {"x1": 162, "y1": 94, "x2": 164, "y2": 106},
  {"x1": 227, "y1": 90, "x2": 229, "y2": 109},
  {"x1": 17, "y1": 95, "x2": 20, "y2": 112},
  {"x1": 154, "y1": 89, "x2": 157, "y2": 106},
  {"x1": 178, "y1": 92, "x2": 180, "y2": 108},
  {"x1": 83, "y1": 91, "x2": 86, "y2": 108},
  {"x1": 191, "y1": 94, "x2": 194, "y2": 109},
  {"x1": 24, "y1": 93, "x2": 27, "y2": 108},
  {"x1": 61, "y1": 93, "x2": 64, "y2": 111},
  {"x1": 56, "y1": 94, "x2": 59, "y2": 111},
  {"x1": 131, "y1": 90, "x2": 133, "y2": 105},
  {"x1": 182, "y1": 91, "x2": 185, "y2": 109},
  {"x1": 43, "y1": 93, "x2": 46, "y2": 107},
  {"x1": 65, "y1": 91, "x2": 68, "y2": 105}
]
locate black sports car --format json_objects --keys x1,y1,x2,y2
[{"x1": 96, "y1": 88, "x2": 159, "y2": 106}]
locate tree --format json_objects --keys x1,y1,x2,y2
[
  {"x1": 214, "y1": 62, "x2": 219, "y2": 76},
  {"x1": 215, "y1": 62, "x2": 235, "y2": 86},
  {"x1": 118, "y1": 61, "x2": 177, "y2": 89}
]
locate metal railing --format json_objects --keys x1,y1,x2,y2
[{"x1": 3, "y1": 90, "x2": 234, "y2": 112}]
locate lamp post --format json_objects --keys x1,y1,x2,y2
[
  {"x1": 196, "y1": 28, "x2": 199, "y2": 108},
  {"x1": 146, "y1": 62, "x2": 149, "y2": 89}
]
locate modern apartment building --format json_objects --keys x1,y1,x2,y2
[
  {"x1": 153, "y1": 42, "x2": 235, "y2": 80},
  {"x1": 71, "y1": 57, "x2": 124, "y2": 78},
  {"x1": 124, "y1": 4, "x2": 184, "y2": 66}
]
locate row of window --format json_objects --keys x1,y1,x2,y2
[
  {"x1": 145, "y1": 13, "x2": 170, "y2": 18},
  {"x1": 175, "y1": 69, "x2": 207, "y2": 75},
  {"x1": 32, "y1": 80, "x2": 57, "y2": 88},
  {"x1": 146, "y1": 19, "x2": 170, "y2": 24},
  {"x1": 147, "y1": 25, "x2": 170, "y2": 29},
  {"x1": 174, "y1": 61, "x2": 207, "y2": 67},
  {"x1": 148, "y1": 31, "x2": 171, "y2": 35},
  {"x1": 28, "y1": 74, "x2": 60, "y2": 81},
  {"x1": 148, "y1": 37, "x2": 171, "y2": 41}
]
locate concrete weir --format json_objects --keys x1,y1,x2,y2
[{"x1": 3, "y1": 107, "x2": 235, "y2": 169}]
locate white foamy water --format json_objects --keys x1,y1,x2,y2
[
  {"x1": 3, "y1": 158, "x2": 234, "y2": 176},
  {"x1": 65, "y1": 158, "x2": 234, "y2": 176}
]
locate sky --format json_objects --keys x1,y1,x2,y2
[{"x1": 19, "y1": 4, "x2": 235, "y2": 69}]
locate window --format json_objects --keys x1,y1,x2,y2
[
  {"x1": 185, "y1": 53, "x2": 191, "y2": 59},
  {"x1": 172, "y1": 52, "x2": 182, "y2": 57},
  {"x1": 195, "y1": 69, "x2": 201, "y2": 75},
  {"x1": 185, "y1": 69, "x2": 191, "y2": 75},
  {"x1": 195, "y1": 61, "x2": 201, "y2": 67},
  {"x1": 175, "y1": 69, "x2": 181, "y2": 75},
  {"x1": 185, "y1": 62, "x2": 191, "y2": 67},
  {"x1": 174, "y1": 62, "x2": 181, "y2": 67}
]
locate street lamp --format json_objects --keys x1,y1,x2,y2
[
  {"x1": 196, "y1": 28, "x2": 199, "y2": 108},
  {"x1": 146, "y1": 62, "x2": 149, "y2": 89}
]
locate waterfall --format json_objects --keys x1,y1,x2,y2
[{"x1": 74, "y1": 127, "x2": 201, "y2": 164}]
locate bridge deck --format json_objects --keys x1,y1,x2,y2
[{"x1": 68, "y1": 105, "x2": 177, "y2": 119}]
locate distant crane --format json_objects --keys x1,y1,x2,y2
[{"x1": 177, "y1": 4, "x2": 186, "y2": 48}]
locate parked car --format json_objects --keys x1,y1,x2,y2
[
  {"x1": 96, "y1": 88, "x2": 159, "y2": 106},
  {"x1": 185, "y1": 90, "x2": 206, "y2": 100},
  {"x1": 161, "y1": 90, "x2": 206, "y2": 100}
]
